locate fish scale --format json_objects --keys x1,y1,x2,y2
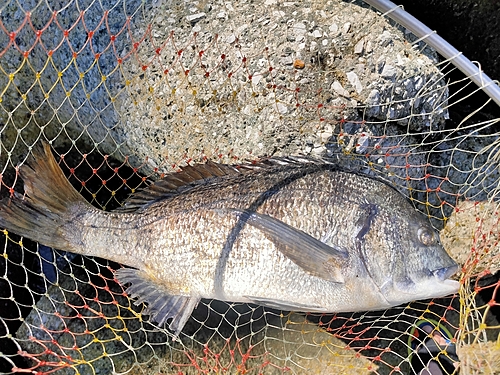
[{"x1": 0, "y1": 143, "x2": 459, "y2": 337}]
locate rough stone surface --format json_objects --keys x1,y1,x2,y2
[
  {"x1": 441, "y1": 200, "x2": 500, "y2": 277},
  {"x1": 0, "y1": 0, "x2": 146, "y2": 173},
  {"x1": 457, "y1": 340, "x2": 500, "y2": 375},
  {"x1": 112, "y1": 0, "x2": 449, "y2": 173}
]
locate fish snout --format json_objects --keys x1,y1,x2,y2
[{"x1": 432, "y1": 264, "x2": 459, "y2": 281}]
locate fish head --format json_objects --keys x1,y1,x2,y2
[{"x1": 358, "y1": 207, "x2": 460, "y2": 306}]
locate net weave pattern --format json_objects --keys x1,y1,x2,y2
[{"x1": 0, "y1": 1, "x2": 499, "y2": 374}]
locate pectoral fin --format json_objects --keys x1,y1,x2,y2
[
  {"x1": 222, "y1": 209, "x2": 348, "y2": 283},
  {"x1": 115, "y1": 268, "x2": 199, "y2": 338}
]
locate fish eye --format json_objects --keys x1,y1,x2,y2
[{"x1": 418, "y1": 227, "x2": 435, "y2": 246}]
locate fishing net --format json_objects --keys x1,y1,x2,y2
[{"x1": 0, "y1": 0, "x2": 499, "y2": 374}]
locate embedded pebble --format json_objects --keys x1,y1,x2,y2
[
  {"x1": 312, "y1": 29, "x2": 322, "y2": 38},
  {"x1": 293, "y1": 59, "x2": 305, "y2": 69},
  {"x1": 281, "y1": 56, "x2": 293, "y2": 65},
  {"x1": 379, "y1": 30, "x2": 393, "y2": 46},
  {"x1": 346, "y1": 71, "x2": 363, "y2": 94},
  {"x1": 365, "y1": 40, "x2": 373, "y2": 53},
  {"x1": 276, "y1": 102, "x2": 288, "y2": 114},
  {"x1": 294, "y1": 23, "x2": 307, "y2": 35},
  {"x1": 354, "y1": 38, "x2": 364, "y2": 54},
  {"x1": 331, "y1": 81, "x2": 350, "y2": 97},
  {"x1": 381, "y1": 64, "x2": 397, "y2": 79},
  {"x1": 186, "y1": 13, "x2": 206, "y2": 23}
]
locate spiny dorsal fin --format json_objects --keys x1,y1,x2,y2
[
  {"x1": 117, "y1": 156, "x2": 331, "y2": 213},
  {"x1": 117, "y1": 161, "x2": 243, "y2": 212}
]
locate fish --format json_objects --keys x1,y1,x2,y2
[{"x1": 0, "y1": 143, "x2": 460, "y2": 336}]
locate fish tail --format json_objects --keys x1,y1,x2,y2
[{"x1": 0, "y1": 142, "x2": 90, "y2": 250}]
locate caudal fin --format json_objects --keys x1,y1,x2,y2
[{"x1": 0, "y1": 143, "x2": 91, "y2": 250}]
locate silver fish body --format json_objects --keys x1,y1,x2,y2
[{"x1": 0, "y1": 144, "x2": 459, "y2": 335}]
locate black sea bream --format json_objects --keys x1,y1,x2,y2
[{"x1": 0, "y1": 143, "x2": 459, "y2": 336}]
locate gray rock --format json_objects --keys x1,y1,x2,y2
[
  {"x1": 109, "y1": 0, "x2": 449, "y2": 173},
  {"x1": 381, "y1": 64, "x2": 397, "y2": 80}
]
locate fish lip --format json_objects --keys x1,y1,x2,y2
[
  {"x1": 431, "y1": 278, "x2": 460, "y2": 296},
  {"x1": 432, "y1": 264, "x2": 459, "y2": 281},
  {"x1": 382, "y1": 278, "x2": 460, "y2": 299},
  {"x1": 441, "y1": 278, "x2": 460, "y2": 290}
]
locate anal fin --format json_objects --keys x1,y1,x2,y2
[{"x1": 115, "y1": 268, "x2": 199, "y2": 338}]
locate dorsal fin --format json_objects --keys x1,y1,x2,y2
[
  {"x1": 117, "y1": 161, "x2": 242, "y2": 212},
  {"x1": 116, "y1": 156, "x2": 332, "y2": 213}
]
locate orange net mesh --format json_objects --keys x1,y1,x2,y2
[{"x1": 0, "y1": 0, "x2": 499, "y2": 374}]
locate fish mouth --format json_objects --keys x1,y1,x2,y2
[
  {"x1": 432, "y1": 264, "x2": 459, "y2": 281},
  {"x1": 441, "y1": 279, "x2": 460, "y2": 288},
  {"x1": 368, "y1": 256, "x2": 461, "y2": 303},
  {"x1": 381, "y1": 277, "x2": 460, "y2": 306},
  {"x1": 433, "y1": 278, "x2": 460, "y2": 297},
  {"x1": 381, "y1": 271, "x2": 460, "y2": 303}
]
